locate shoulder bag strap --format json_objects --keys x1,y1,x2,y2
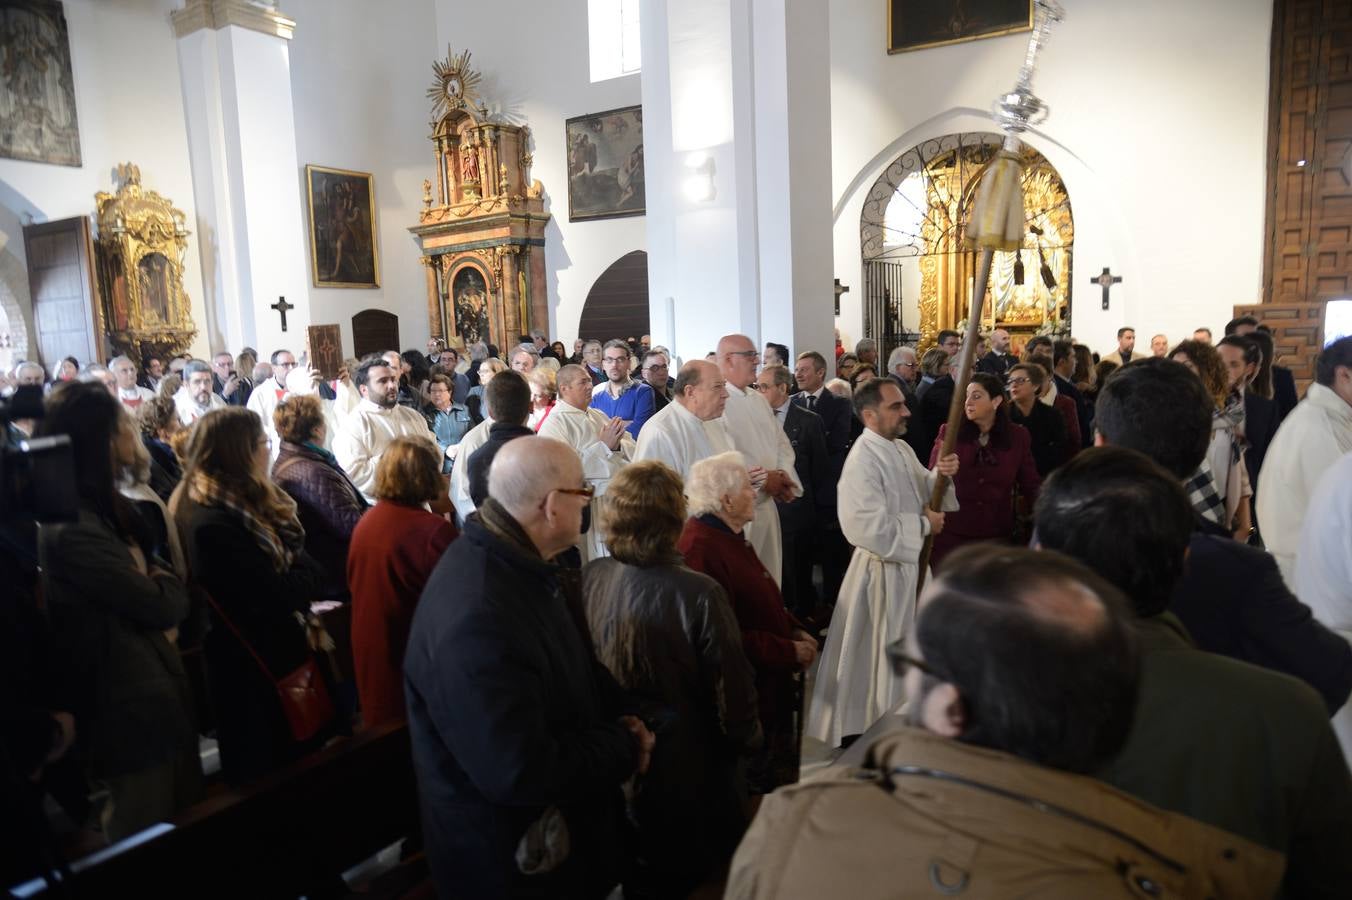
[{"x1": 201, "y1": 590, "x2": 279, "y2": 685}]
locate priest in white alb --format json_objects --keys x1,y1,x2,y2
[
  {"x1": 634, "y1": 359, "x2": 734, "y2": 479},
  {"x1": 716, "y1": 334, "x2": 802, "y2": 586},
  {"x1": 540, "y1": 364, "x2": 636, "y2": 561},
  {"x1": 807, "y1": 377, "x2": 958, "y2": 748}
]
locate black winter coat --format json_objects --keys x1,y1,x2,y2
[{"x1": 405, "y1": 515, "x2": 638, "y2": 899}]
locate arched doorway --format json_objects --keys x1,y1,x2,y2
[
  {"x1": 577, "y1": 250, "x2": 649, "y2": 343},
  {"x1": 859, "y1": 132, "x2": 1073, "y2": 351}
]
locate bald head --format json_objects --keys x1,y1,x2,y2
[
  {"x1": 489, "y1": 436, "x2": 587, "y2": 558},
  {"x1": 716, "y1": 333, "x2": 758, "y2": 390},
  {"x1": 556, "y1": 363, "x2": 591, "y2": 391},
  {"x1": 675, "y1": 359, "x2": 727, "y2": 420}
]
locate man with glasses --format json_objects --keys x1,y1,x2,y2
[
  {"x1": 406, "y1": 435, "x2": 654, "y2": 899},
  {"x1": 246, "y1": 349, "x2": 305, "y2": 453},
  {"x1": 715, "y1": 334, "x2": 801, "y2": 587},
  {"x1": 209, "y1": 351, "x2": 250, "y2": 407},
  {"x1": 591, "y1": 339, "x2": 656, "y2": 439},
  {"x1": 640, "y1": 350, "x2": 672, "y2": 412},
  {"x1": 109, "y1": 355, "x2": 155, "y2": 411},
  {"x1": 581, "y1": 339, "x2": 605, "y2": 385},
  {"x1": 807, "y1": 377, "x2": 956, "y2": 749},
  {"x1": 174, "y1": 359, "x2": 226, "y2": 426},
  {"x1": 733, "y1": 546, "x2": 1283, "y2": 899}
]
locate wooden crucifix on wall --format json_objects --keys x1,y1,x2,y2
[{"x1": 1091, "y1": 268, "x2": 1121, "y2": 310}]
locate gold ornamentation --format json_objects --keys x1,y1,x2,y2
[{"x1": 428, "y1": 47, "x2": 482, "y2": 120}]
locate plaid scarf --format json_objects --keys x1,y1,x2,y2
[
  {"x1": 188, "y1": 470, "x2": 305, "y2": 572},
  {"x1": 1184, "y1": 459, "x2": 1226, "y2": 527},
  {"x1": 1215, "y1": 389, "x2": 1246, "y2": 465}
]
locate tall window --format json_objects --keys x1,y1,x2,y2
[{"x1": 589, "y1": 0, "x2": 641, "y2": 83}]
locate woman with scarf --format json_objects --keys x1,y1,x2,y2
[
  {"x1": 271, "y1": 394, "x2": 368, "y2": 602},
  {"x1": 170, "y1": 407, "x2": 329, "y2": 785},
  {"x1": 1171, "y1": 340, "x2": 1252, "y2": 540}
]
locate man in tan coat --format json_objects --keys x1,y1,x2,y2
[{"x1": 726, "y1": 546, "x2": 1285, "y2": 900}]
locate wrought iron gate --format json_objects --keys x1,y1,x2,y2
[{"x1": 863, "y1": 260, "x2": 916, "y2": 369}]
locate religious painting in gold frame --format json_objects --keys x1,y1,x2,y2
[
  {"x1": 305, "y1": 164, "x2": 380, "y2": 288},
  {"x1": 888, "y1": 1, "x2": 1033, "y2": 54}
]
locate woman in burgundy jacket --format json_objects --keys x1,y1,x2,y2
[
  {"x1": 347, "y1": 437, "x2": 457, "y2": 728},
  {"x1": 677, "y1": 451, "x2": 817, "y2": 792},
  {"x1": 929, "y1": 372, "x2": 1041, "y2": 569}
]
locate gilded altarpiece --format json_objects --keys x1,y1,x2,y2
[
  {"x1": 93, "y1": 163, "x2": 197, "y2": 363},
  {"x1": 861, "y1": 133, "x2": 1072, "y2": 352},
  {"x1": 409, "y1": 50, "x2": 549, "y2": 349}
]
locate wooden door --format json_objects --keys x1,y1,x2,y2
[
  {"x1": 23, "y1": 216, "x2": 102, "y2": 371},
  {"x1": 351, "y1": 309, "x2": 399, "y2": 359},
  {"x1": 577, "y1": 250, "x2": 650, "y2": 343}
]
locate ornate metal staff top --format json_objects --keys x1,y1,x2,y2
[{"x1": 993, "y1": 0, "x2": 1066, "y2": 139}]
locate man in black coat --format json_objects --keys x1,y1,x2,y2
[
  {"x1": 759, "y1": 365, "x2": 829, "y2": 617},
  {"x1": 405, "y1": 436, "x2": 652, "y2": 899},
  {"x1": 1051, "y1": 339, "x2": 1093, "y2": 447},
  {"x1": 791, "y1": 351, "x2": 853, "y2": 608},
  {"x1": 1093, "y1": 358, "x2": 1352, "y2": 713},
  {"x1": 466, "y1": 370, "x2": 535, "y2": 508},
  {"x1": 974, "y1": 327, "x2": 1014, "y2": 378}
]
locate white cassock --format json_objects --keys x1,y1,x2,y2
[
  {"x1": 806, "y1": 427, "x2": 956, "y2": 748},
  {"x1": 1295, "y1": 451, "x2": 1352, "y2": 768},
  {"x1": 332, "y1": 398, "x2": 437, "y2": 503},
  {"x1": 246, "y1": 379, "x2": 287, "y2": 439},
  {"x1": 450, "y1": 418, "x2": 493, "y2": 526},
  {"x1": 634, "y1": 399, "x2": 733, "y2": 480},
  {"x1": 539, "y1": 400, "x2": 636, "y2": 562},
  {"x1": 1257, "y1": 383, "x2": 1352, "y2": 585},
  {"x1": 721, "y1": 385, "x2": 802, "y2": 586},
  {"x1": 333, "y1": 379, "x2": 363, "y2": 422},
  {"x1": 173, "y1": 386, "x2": 225, "y2": 427}
]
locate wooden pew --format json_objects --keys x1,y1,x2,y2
[{"x1": 14, "y1": 722, "x2": 425, "y2": 899}]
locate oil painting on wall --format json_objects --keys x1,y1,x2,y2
[
  {"x1": 888, "y1": 0, "x2": 1033, "y2": 54},
  {"x1": 565, "y1": 105, "x2": 644, "y2": 222},
  {"x1": 306, "y1": 164, "x2": 380, "y2": 288},
  {"x1": 0, "y1": 0, "x2": 82, "y2": 166}
]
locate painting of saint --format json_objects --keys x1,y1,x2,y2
[
  {"x1": 888, "y1": 0, "x2": 1032, "y2": 54},
  {"x1": 305, "y1": 165, "x2": 380, "y2": 288},
  {"x1": 137, "y1": 253, "x2": 172, "y2": 324},
  {"x1": 452, "y1": 266, "x2": 491, "y2": 347},
  {"x1": 565, "y1": 105, "x2": 645, "y2": 221},
  {"x1": 0, "y1": 0, "x2": 82, "y2": 166}
]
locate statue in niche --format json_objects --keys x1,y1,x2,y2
[
  {"x1": 452, "y1": 267, "x2": 491, "y2": 346},
  {"x1": 137, "y1": 254, "x2": 171, "y2": 323},
  {"x1": 460, "y1": 143, "x2": 480, "y2": 184}
]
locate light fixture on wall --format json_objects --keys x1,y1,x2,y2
[{"x1": 683, "y1": 151, "x2": 716, "y2": 203}]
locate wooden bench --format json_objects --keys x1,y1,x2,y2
[{"x1": 14, "y1": 722, "x2": 426, "y2": 899}]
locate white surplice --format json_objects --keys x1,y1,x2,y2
[
  {"x1": 1296, "y1": 451, "x2": 1352, "y2": 768},
  {"x1": 634, "y1": 399, "x2": 734, "y2": 479},
  {"x1": 539, "y1": 400, "x2": 636, "y2": 562},
  {"x1": 449, "y1": 417, "x2": 492, "y2": 526},
  {"x1": 806, "y1": 427, "x2": 956, "y2": 748},
  {"x1": 332, "y1": 398, "x2": 438, "y2": 503},
  {"x1": 721, "y1": 384, "x2": 802, "y2": 586}
]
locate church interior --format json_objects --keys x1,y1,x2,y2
[{"x1": 4, "y1": 0, "x2": 1352, "y2": 897}]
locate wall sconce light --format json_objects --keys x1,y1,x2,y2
[{"x1": 682, "y1": 151, "x2": 716, "y2": 203}]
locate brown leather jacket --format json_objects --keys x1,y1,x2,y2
[{"x1": 726, "y1": 727, "x2": 1284, "y2": 899}]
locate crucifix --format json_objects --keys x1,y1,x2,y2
[
  {"x1": 833, "y1": 278, "x2": 849, "y2": 316},
  {"x1": 1091, "y1": 267, "x2": 1121, "y2": 310},
  {"x1": 271, "y1": 295, "x2": 294, "y2": 332}
]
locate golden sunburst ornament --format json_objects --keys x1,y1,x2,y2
[{"x1": 428, "y1": 47, "x2": 482, "y2": 119}]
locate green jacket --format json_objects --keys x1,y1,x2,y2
[{"x1": 1098, "y1": 613, "x2": 1352, "y2": 898}]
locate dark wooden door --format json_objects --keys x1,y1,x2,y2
[
  {"x1": 577, "y1": 250, "x2": 649, "y2": 344},
  {"x1": 351, "y1": 309, "x2": 399, "y2": 359},
  {"x1": 23, "y1": 216, "x2": 102, "y2": 370},
  {"x1": 1263, "y1": 0, "x2": 1352, "y2": 307}
]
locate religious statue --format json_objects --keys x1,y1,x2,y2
[{"x1": 461, "y1": 143, "x2": 480, "y2": 183}]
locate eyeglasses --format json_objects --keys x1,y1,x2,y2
[
  {"x1": 275, "y1": 361, "x2": 298, "y2": 370},
  {"x1": 884, "y1": 640, "x2": 936, "y2": 678},
  {"x1": 603, "y1": 355, "x2": 630, "y2": 364},
  {"x1": 553, "y1": 485, "x2": 596, "y2": 500},
  {"x1": 901, "y1": 361, "x2": 918, "y2": 368},
  {"x1": 643, "y1": 364, "x2": 668, "y2": 372},
  {"x1": 1006, "y1": 377, "x2": 1031, "y2": 386},
  {"x1": 727, "y1": 350, "x2": 760, "y2": 360}
]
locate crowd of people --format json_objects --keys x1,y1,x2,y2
[{"x1": 3, "y1": 314, "x2": 1352, "y2": 898}]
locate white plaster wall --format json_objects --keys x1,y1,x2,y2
[
  {"x1": 434, "y1": 0, "x2": 646, "y2": 349},
  {"x1": 0, "y1": 0, "x2": 209, "y2": 363},
  {"x1": 287, "y1": 0, "x2": 439, "y2": 358},
  {"x1": 828, "y1": 0, "x2": 1272, "y2": 357}
]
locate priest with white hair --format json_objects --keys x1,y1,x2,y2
[
  {"x1": 715, "y1": 334, "x2": 802, "y2": 586},
  {"x1": 539, "y1": 364, "x2": 635, "y2": 561}
]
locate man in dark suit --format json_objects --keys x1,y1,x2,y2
[
  {"x1": 1051, "y1": 339, "x2": 1092, "y2": 447},
  {"x1": 792, "y1": 350, "x2": 854, "y2": 610},
  {"x1": 1229, "y1": 316, "x2": 1300, "y2": 423},
  {"x1": 759, "y1": 364, "x2": 829, "y2": 617},
  {"x1": 885, "y1": 345, "x2": 929, "y2": 462},
  {"x1": 975, "y1": 328, "x2": 1014, "y2": 378}
]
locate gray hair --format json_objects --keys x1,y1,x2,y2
[
  {"x1": 109, "y1": 355, "x2": 136, "y2": 372},
  {"x1": 685, "y1": 451, "x2": 749, "y2": 518},
  {"x1": 529, "y1": 328, "x2": 546, "y2": 341},
  {"x1": 182, "y1": 359, "x2": 212, "y2": 379},
  {"x1": 470, "y1": 341, "x2": 489, "y2": 362},
  {"x1": 15, "y1": 360, "x2": 45, "y2": 379},
  {"x1": 887, "y1": 346, "x2": 916, "y2": 371},
  {"x1": 825, "y1": 377, "x2": 853, "y2": 399},
  {"x1": 855, "y1": 338, "x2": 877, "y2": 356},
  {"x1": 511, "y1": 342, "x2": 540, "y2": 361},
  {"x1": 761, "y1": 364, "x2": 793, "y2": 388}
]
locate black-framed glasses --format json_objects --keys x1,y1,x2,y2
[
  {"x1": 1007, "y1": 376, "x2": 1031, "y2": 386},
  {"x1": 603, "y1": 355, "x2": 630, "y2": 365},
  {"x1": 554, "y1": 485, "x2": 596, "y2": 500},
  {"x1": 884, "y1": 639, "x2": 935, "y2": 678}
]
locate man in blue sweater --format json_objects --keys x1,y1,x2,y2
[{"x1": 591, "y1": 338, "x2": 655, "y2": 439}]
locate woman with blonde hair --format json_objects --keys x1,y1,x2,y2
[
  {"x1": 170, "y1": 407, "x2": 330, "y2": 784},
  {"x1": 584, "y1": 460, "x2": 760, "y2": 897},
  {"x1": 348, "y1": 437, "x2": 456, "y2": 728},
  {"x1": 527, "y1": 367, "x2": 557, "y2": 431}
]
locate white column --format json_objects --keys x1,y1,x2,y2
[
  {"x1": 174, "y1": 1, "x2": 311, "y2": 358},
  {"x1": 641, "y1": 0, "x2": 834, "y2": 363}
]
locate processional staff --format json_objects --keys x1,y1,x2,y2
[{"x1": 918, "y1": 0, "x2": 1066, "y2": 587}]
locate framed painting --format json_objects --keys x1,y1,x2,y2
[
  {"x1": 565, "y1": 104, "x2": 644, "y2": 222},
  {"x1": 305, "y1": 164, "x2": 380, "y2": 288},
  {"x1": 888, "y1": 0, "x2": 1033, "y2": 54},
  {"x1": 0, "y1": 0, "x2": 82, "y2": 166}
]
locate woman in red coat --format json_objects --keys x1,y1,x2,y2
[
  {"x1": 347, "y1": 437, "x2": 457, "y2": 728},
  {"x1": 677, "y1": 451, "x2": 817, "y2": 792},
  {"x1": 929, "y1": 372, "x2": 1041, "y2": 569}
]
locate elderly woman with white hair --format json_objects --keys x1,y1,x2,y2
[{"x1": 677, "y1": 451, "x2": 817, "y2": 792}]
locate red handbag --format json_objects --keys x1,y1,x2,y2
[{"x1": 204, "y1": 593, "x2": 335, "y2": 743}]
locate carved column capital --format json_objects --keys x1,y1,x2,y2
[{"x1": 173, "y1": 0, "x2": 296, "y2": 40}]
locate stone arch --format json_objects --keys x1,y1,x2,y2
[{"x1": 577, "y1": 250, "x2": 649, "y2": 343}]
